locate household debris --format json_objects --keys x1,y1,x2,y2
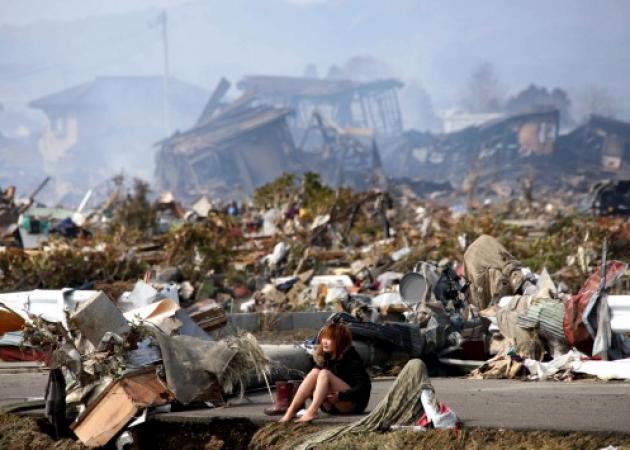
[
  {"x1": 0, "y1": 281, "x2": 270, "y2": 447},
  {"x1": 1, "y1": 168, "x2": 630, "y2": 448}
]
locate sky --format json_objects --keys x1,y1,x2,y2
[
  {"x1": 1, "y1": 0, "x2": 630, "y2": 201},
  {"x1": 1, "y1": 0, "x2": 629, "y2": 120},
  {"x1": 0, "y1": 0, "x2": 192, "y2": 25}
]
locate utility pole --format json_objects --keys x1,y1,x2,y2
[{"x1": 159, "y1": 10, "x2": 171, "y2": 137}]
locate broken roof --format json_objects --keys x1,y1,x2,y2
[
  {"x1": 478, "y1": 108, "x2": 559, "y2": 134},
  {"x1": 29, "y1": 76, "x2": 207, "y2": 110},
  {"x1": 587, "y1": 115, "x2": 630, "y2": 136},
  {"x1": 237, "y1": 75, "x2": 402, "y2": 99},
  {"x1": 159, "y1": 97, "x2": 292, "y2": 156}
]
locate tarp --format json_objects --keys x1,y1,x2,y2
[
  {"x1": 563, "y1": 261, "x2": 626, "y2": 353},
  {"x1": 464, "y1": 235, "x2": 524, "y2": 309},
  {"x1": 154, "y1": 331, "x2": 236, "y2": 404}
]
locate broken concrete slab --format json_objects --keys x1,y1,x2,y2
[
  {"x1": 226, "y1": 312, "x2": 330, "y2": 332},
  {"x1": 70, "y1": 292, "x2": 130, "y2": 346}
]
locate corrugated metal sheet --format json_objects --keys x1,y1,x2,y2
[{"x1": 517, "y1": 299, "x2": 565, "y2": 341}]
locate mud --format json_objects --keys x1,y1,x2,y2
[
  {"x1": 3, "y1": 411, "x2": 629, "y2": 449},
  {"x1": 0, "y1": 414, "x2": 84, "y2": 450},
  {"x1": 133, "y1": 418, "x2": 258, "y2": 450},
  {"x1": 250, "y1": 422, "x2": 630, "y2": 450},
  {"x1": 248, "y1": 422, "x2": 327, "y2": 450}
]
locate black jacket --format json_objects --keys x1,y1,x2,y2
[{"x1": 319, "y1": 346, "x2": 371, "y2": 412}]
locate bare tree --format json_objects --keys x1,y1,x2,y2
[
  {"x1": 574, "y1": 85, "x2": 620, "y2": 122},
  {"x1": 461, "y1": 62, "x2": 504, "y2": 113}
]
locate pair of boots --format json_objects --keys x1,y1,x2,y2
[{"x1": 264, "y1": 380, "x2": 302, "y2": 416}]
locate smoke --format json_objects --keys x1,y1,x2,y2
[{"x1": 1, "y1": 0, "x2": 629, "y2": 202}]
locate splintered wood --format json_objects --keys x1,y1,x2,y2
[{"x1": 71, "y1": 370, "x2": 172, "y2": 447}]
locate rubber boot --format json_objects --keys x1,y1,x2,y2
[{"x1": 264, "y1": 381, "x2": 292, "y2": 416}]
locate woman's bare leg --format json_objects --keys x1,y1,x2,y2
[
  {"x1": 297, "y1": 369, "x2": 350, "y2": 422},
  {"x1": 279, "y1": 368, "x2": 319, "y2": 422}
]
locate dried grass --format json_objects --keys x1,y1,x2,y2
[{"x1": 221, "y1": 332, "x2": 271, "y2": 398}]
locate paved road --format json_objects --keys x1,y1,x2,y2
[
  {"x1": 0, "y1": 370, "x2": 48, "y2": 407},
  {"x1": 2, "y1": 371, "x2": 629, "y2": 433}
]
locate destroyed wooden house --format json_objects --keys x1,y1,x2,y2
[
  {"x1": 385, "y1": 109, "x2": 560, "y2": 191},
  {"x1": 236, "y1": 75, "x2": 401, "y2": 191},
  {"x1": 237, "y1": 75, "x2": 404, "y2": 137},
  {"x1": 155, "y1": 95, "x2": 297, "y2": 201},
  {"x1": 29, "y1": 76, "x2": 208, "y2": 202},
  {"x1": 293, "y1": 111, "x2": 386, "y2": 191},
  {"x1": 555, "y1": 115, "x2": 630, "y2": 178}
]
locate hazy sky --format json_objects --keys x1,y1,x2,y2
[
  {"x1": 1, "y1": 0, "x2": 192, "y2": 25},
  {"x1": 2, "y1": 0, "x2": 629, "y2": 203},
  {"x1": 1, "y1": 0, "x2": 629, "y2": 117}
]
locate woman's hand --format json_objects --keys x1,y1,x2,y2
[{"x1": 326, "y1": 391, "x2": 339, "y2": 403}]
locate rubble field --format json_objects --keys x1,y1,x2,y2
[{"x1": 1, "y1": 171, "x2": 630, "y2": 449}]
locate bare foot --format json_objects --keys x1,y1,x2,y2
[
  {"x1": 296, "y1": 411, "x2": 319, "y2": 423},
  {"x1": 279, "y1": 413, "x2": 294, "y2": 422}
]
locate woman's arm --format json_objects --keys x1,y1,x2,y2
[{"x1": 337, "y1": 356, "x2": 371, "y2": 402}]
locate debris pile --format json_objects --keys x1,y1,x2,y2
[
  {"x1": 0, "y1": 170, "x2": 629, "y2": 447},
  {"x1": 0, "y1": 280, "x2": 270, "y2": 447}
]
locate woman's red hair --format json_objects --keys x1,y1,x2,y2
[{"x1": 317, "y1": 322, "x2": 352, "y2": 360}]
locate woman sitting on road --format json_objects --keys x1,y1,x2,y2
[{"x1": 280, "y1": 322, "x2": 371, "y2": 423}]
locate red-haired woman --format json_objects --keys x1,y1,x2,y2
[{"x1": 280, "y1": 322, "x2": 371, "y2": 423}]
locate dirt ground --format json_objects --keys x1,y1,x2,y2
[
  {"x1": 249, "y1": 422, "x2": 328, "y2": 450},
  {"x1": 2, "y1": 412, "x2": 630, "y2": 450},
  {"x1": 133, "y1": 417, "x2": 258, "y2": 450},
  {"x1": 249, "y1": 422, "x2": 630, "y2": 450},
  {"x1": 0, "y1": 414, "x2": 84, "y2": 450}
]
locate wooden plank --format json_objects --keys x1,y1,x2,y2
[
  {"x1": 72, "y1": 382, "x2": 137, "y2": 447},
  {"x1": 72, "y1": 371, "x2": 172, "y2": 447},
  {"x1": 196, "y1": 77, "x2": 231, "y2": 125}
]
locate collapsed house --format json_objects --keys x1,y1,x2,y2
[
  {"x1": 236, "y1": 75, "x2": 401, "y2": 191},
  {"x1": 155, "y1": 93, "x2": 298, "y2": 202},
  {"x1": 29, "y1": 76, "x2": 208, "y2": 203},
  {"x1": 555, "y1": 115, "x2": 630, "y2": 177},
  {"x1": 155, "y1": 76, "x2": 391, "y2": 200},
  {"x1": 237, "y1": 75, "x2": 404, "y2": 137},
  {"x1": 383, "y1": 109, "x2": 560, "y2": 192},
  {"x1": 155, "y1": 71, "x2": 630, "y2": 204},
  {"x1": 0, "y1": 106, "x2": 45, "y2": 195},
  {"x1": 386, "y1": 111, "x2": 630, "y2": 197},
  {"x1": 293, "y1": 111, "x2": 387, "y2": 191}
]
